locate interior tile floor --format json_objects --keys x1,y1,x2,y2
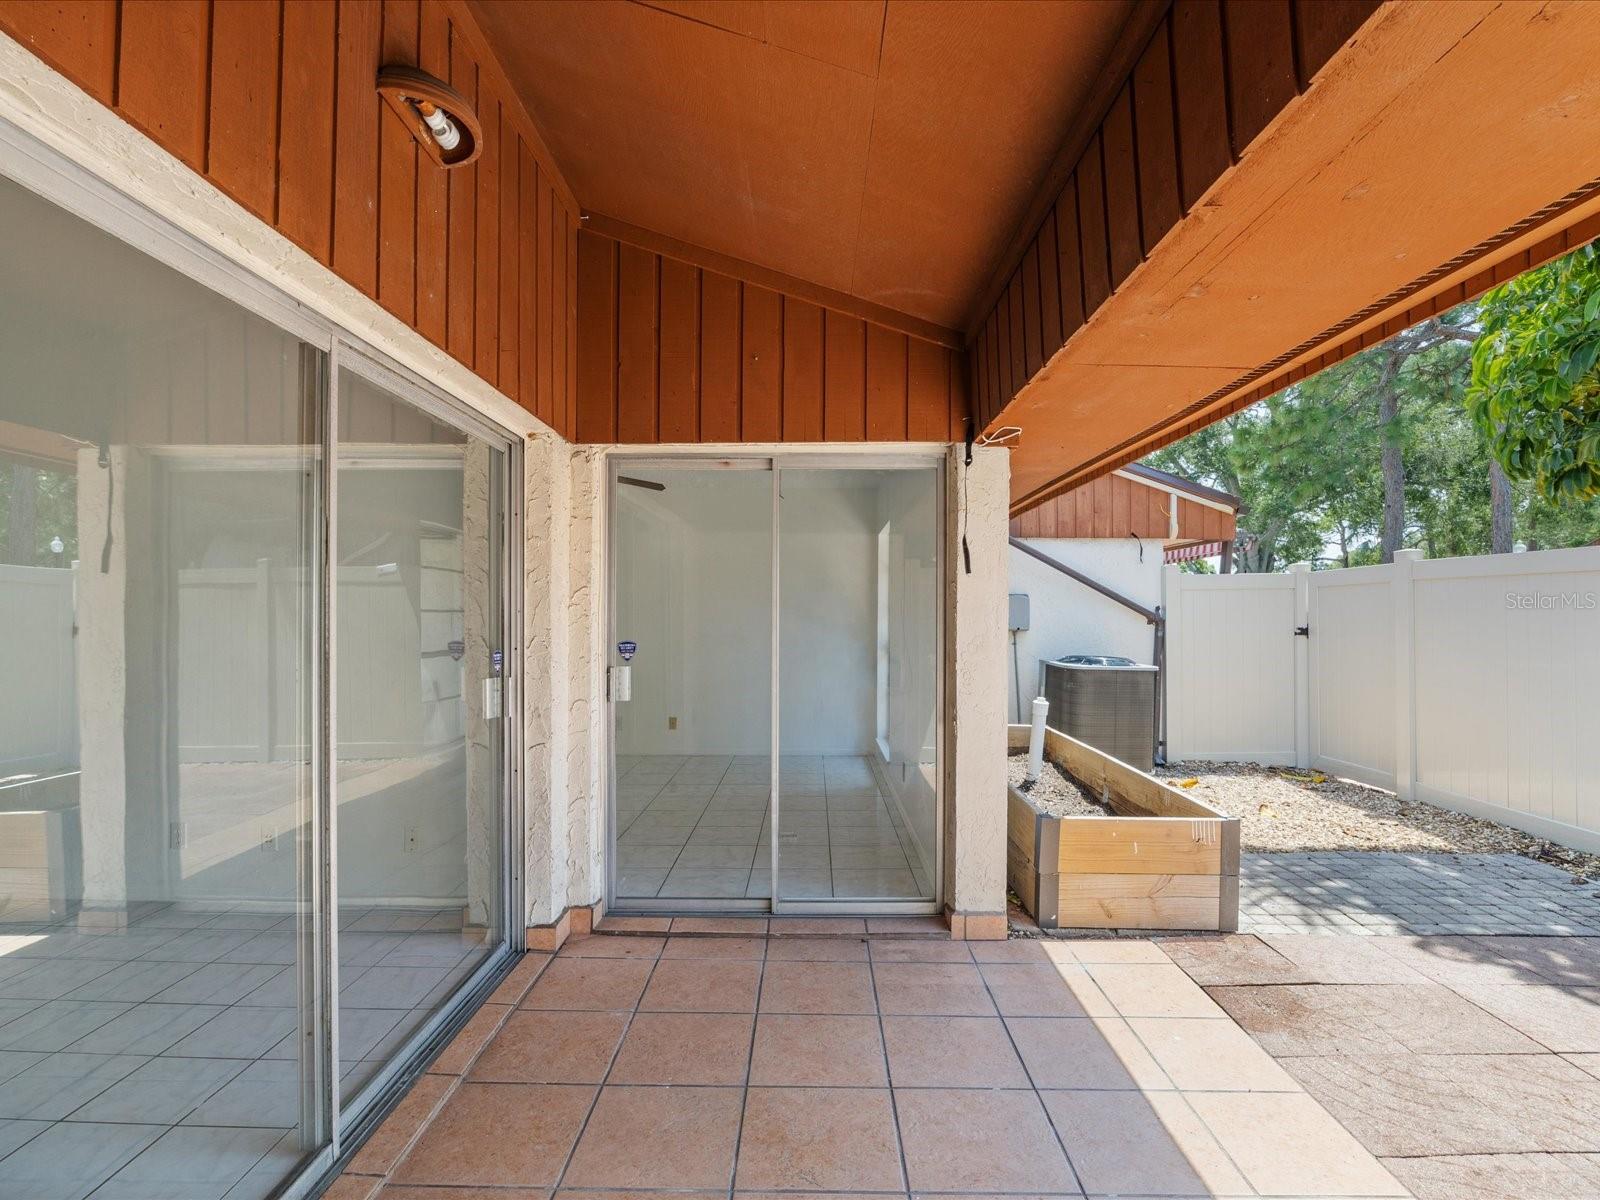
[
  {"x1": 615, "y1": 754, "x2": 935, "y2": 901},
  {"x1": 1161, "y1": 928, "x2": 1600, "y2": 1199},
  {"x1": 0, "y1": 903, "x2": 492, "y2": 1200},
  {"x1": 331, "y1": 925, "x2": 1409, "y2": 1200}
]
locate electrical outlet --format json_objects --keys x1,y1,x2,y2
[
  {"x1": 260, "y1": 827, "x2": 277, "y2": 852},
  {"x1": 668, "y1": 716, "x2": 678, "y2": 730},
  {"x1": 404, "y1": 827, "x2": 419, "y2": 853}
]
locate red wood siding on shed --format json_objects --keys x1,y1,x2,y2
[
  {"x1": 0, "y1": 0, "x2": 579, "y2": 436},
  {"x1": 1009, "y1": 471, "x2": 1236, "y2": 545},
  {"x1": 577, "y1": 230, "x2": 968, "y2": 445}
]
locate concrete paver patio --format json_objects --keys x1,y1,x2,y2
[
  {"x1": 328, "y1": 920, "x2": 1407, "y2": 1199},
  {"x1": 1160, "y1": 930, "x2": 1600, "y2": 1199},
  {"x1": 1240, "y1": 851, "x2": 1600, "y2": 936}
]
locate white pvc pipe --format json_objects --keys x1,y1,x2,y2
[{"x1": 1027, "y1": 695, "x2": 1048, "y2": 783}]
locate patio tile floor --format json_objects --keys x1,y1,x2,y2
[
  {"x1": 335, "y1": 929, "x2": 1408, "y2": 1200},
  {"x1": 1160, "y1": 927, "x2": 1600, "y2": 1198}
]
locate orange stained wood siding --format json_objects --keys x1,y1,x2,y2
[
  {"x1": 576, "y1": 230, "x2": 969, "y2": 445},
  {"x1": 1009, "y1": 472, "x2": 1236, "y2": 544},
  {"x1": 0, "y1": 0, "x2": 580, "y2": 437},
  {"x1": 970, "y1": 0, "x2": 1379, "y2": 431}
]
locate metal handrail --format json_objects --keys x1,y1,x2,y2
[{"x1": 1008, "y1": 537, "x2": 1161, "y2": 625}]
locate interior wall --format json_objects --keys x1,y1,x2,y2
[{"x1": 613, "y1": 471, "x2": 774, "y2": 757}]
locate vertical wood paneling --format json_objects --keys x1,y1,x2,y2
[
  {"x1": 616, "y1": 242, "x2": 658, "y2": 442},
  {"x1": 1036, "y1": 213, "x2": 1063, "y2": 355},
  {"x1": 865, "y1": 325, "x2": 908, "y2": 441},
  {"x1": 699, "y1": 271, "x2": 742, "y2": 442},
  {"x1": 536, "y1": 173, "x2": 555, "y2": 424},
  {"x1": 474, "y1": 99, "x2": 500, "y2": 386},
  {"x1": 331, "y1": 0, "x2": 381, "y2": 297},
  {"x1": 1075, "y1": 146, "x2": 1112, "y2": 314},
  {"x1": 1102, "y1": 84, "x2": 1142, "y2": 288},
  {"x1": 741, "y1": 284, "x2": 782, "y2": 441},
  {"x1": 497, "y1": 109, "x2": 519, "y2": 395},
  {"x1": 907, "y1": 337, "x2": 947, "y2": 442},
  {"x1": 658, "y1": 258, "x2": 700, "y2": 441},
  {"x1": 1005, "y1": 271, "x2": 1026, "y2": 396},
  {"x1": 118, "y1": 0, "x2": 210, "y2": 171},
  {"x1": 1021, "y1": 243, "x2": 1043, "y2": 379},
  {"x1": 1172, "y1": 0, "x2": 1233, "y2": 211},
  {"x1": 378, "y1": 0, "x2": 419, "y2": 324},
  {"x1": 0, "y1": 0, "x2": 118, "y2": 103},
  {"x1": 575, "y1": 229, "x2": 617, "y2": 442},
  {"x1": 414, "y1": 1, "x2": 449, "y2": 343},
  {"x1": 1132, "y1": 20, "x2": 1182, "y2": 256},
  {"x1": 277, "y1": 1, "x2": 337, "y2": 264},
  {"x1": 209, "y1": 0, "x2": 280, "y2": 222},
  {"x1": 563, "y1": 206, "x2": 577, "y2": 435},
  {"x1": 1224, "y1": 0, "x2": 1297, "y2": 154},
  {"x1": 823, "y1": 311, "x2": 866, "y2": 442},
  {"x1": 949, "y1": 350, "x2": 969, "y2": 442},
  {"x1": 781, "y1": 298, "x2": 824, "y2": 442},
  {"x1": 1055, "y1": 194, "x2": 1086, "y2": 343},
  {"x1": 1294, "y1": 0, "x2": 1378, "y2": 84},
  {"x1": 446, "y1": 30, "x2": 477, "y2": 365},
  {"x1": 517, "y1": 145, "x2": 538, "y2": 421},
  {"x1": 994, "y1": 293, "x2": 1013, "y2": 414}
]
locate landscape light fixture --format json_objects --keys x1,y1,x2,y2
[{"x1": 377, "y1": 65, "x2": 482, "y2": 168}]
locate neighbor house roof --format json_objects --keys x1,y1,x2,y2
[{"x1": 1008, "y1": 464, "x2": 1236, "y2": 549}]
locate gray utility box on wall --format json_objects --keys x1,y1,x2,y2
[{"x1": 1040, "y1": 656, "x2": 1158, "y2": 772}]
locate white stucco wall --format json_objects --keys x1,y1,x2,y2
[
  {"x1": 1006, "y1": 537, "x2": 1163, "y2": 722},
  {"x1": 947, "y1": 445, "x2": 1009, "y2": 919}
]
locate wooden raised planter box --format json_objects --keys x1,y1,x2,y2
[{"x1": 1007, "y1": 725, "x2": 1239, "y2": 931}]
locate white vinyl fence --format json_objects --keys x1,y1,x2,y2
[
  {"x1": 1165, "y1": 546, "x2": 1600, "y2": 852},
  {"x1": 0, "y1": 564, "x2": 77, "y2": 775}
]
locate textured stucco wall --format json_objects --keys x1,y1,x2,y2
[{"x1": 945, "y1": 445, "x2": 1010, "y2": 917}]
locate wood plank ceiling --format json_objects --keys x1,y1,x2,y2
[{"x1": 469, "y1": 0, "x2": 1138, "y2": 333}]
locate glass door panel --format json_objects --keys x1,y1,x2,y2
[
  {"x1": 611, "y1": 466, "x2": 773, "y2": 904},
  {"x1": 333, "y1": 367, "x2": 506, "y2": 1113},
  {"x1": 776, "y1": 467, "x2": 940, "y2": 904},
  {"x1": 0, "y1": 171, "x2": 326, "y2": 1196}
]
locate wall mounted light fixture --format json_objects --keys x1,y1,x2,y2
[{"x1": 377, "y1": 65, "x2": 482, "y2": 168}]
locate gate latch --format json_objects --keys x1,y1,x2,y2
[{"x1": 1294, "y1": 625, "x2": 1311, "y2": 637}]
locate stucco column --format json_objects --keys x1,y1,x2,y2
[
  {"x1": 74, "y1": 444, "x2": 158, "y2": 924},
  {"x1": 944, "y1": 443, "x2": 1009, "y2": 935},
  {"x1": 521, "y1": 431, "x2": 565, "y2": 926}
]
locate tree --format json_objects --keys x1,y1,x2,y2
[{"x1": 1467, "y1": 241, "x2": 1600, "y2": 503}]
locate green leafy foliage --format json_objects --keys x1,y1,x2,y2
[{"x1": 1467, "y1": 242, "x2": 1600, "y2": 501}]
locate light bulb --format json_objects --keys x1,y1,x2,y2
[{"x1": 421, "y1": 105, "x2": 461, "y2": 153}]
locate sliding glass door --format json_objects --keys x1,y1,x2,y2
[
  {"x1": 0, "y1": 147, "x2": 517, "y2": 1199},
  {"x1": 333, "y1": 364, "x2": 510, "y2": 1115},
  {"x1": 608, "y1": 458, "x2": 940, "y2": 913},
  {"x1": 610, "y1": 465, "x2": 773, "y2": 905}
]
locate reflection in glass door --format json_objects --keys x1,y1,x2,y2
[
  {"x1": 333, "y1": 367, "x2": 508, "y2": 1113},
  {"x1": 610, "y1": 465, "x2": 773, "y2": 905}
]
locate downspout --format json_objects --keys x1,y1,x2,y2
[{"x1": 1008, "y1": 536, "x2": 1168, "y2": 767}]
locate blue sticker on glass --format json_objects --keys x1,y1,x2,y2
[
  {"x1": 491, "y1": 649, "x2": 504, "y2": 674},
  {"x1": 448, "y1": 639, "x2": 465, "y2": 662},
  {"x1": 617, "y1": 640, "x2": 637, "y2": 661}
]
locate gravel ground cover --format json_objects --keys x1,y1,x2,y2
[
  {"x1": 1006, "y1": 751, "x2": 1114, "y2": 817},
  {"x1": 1154, "y1": 760, "x2": 1600, "y2": 881}
]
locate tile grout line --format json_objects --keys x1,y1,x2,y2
[{"x1": 969, "y1": 949, "x2": 1089, "y2": 1199}]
